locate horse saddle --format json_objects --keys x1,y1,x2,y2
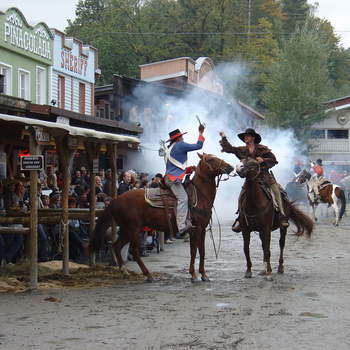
[
  {"x1": 319, "y1": 180, "x2": 332, "y2": 191},
  {"x1": 144, "y1": 182, "x2": 198, "y2": 209},
  {"x1": 240, "y1": 181, "x2": 287, "y2": 213}
]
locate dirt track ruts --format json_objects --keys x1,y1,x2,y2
[{"x1": 1, "y1": 214, "x2": 350, "y2": 350}]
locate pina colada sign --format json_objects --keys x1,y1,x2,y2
[{"x1": 3, "y1": 10, "x2": 51, "y2": 60}]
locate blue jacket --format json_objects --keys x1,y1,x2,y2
[{"x1": 165, "y1": 135, "x2": 205, "y2": 180}]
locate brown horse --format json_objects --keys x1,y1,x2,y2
[
  {"x1": 90, "y1": 154, "x2": 233, "y2": 282},
  {"x1": 296, "y1": 169, "x2": 346, "y2": 226},
  {"x1": 235, "y1": 158, "x2": 313, "y2": 279}
]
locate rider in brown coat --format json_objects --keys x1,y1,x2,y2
[{"x1": 219, "y1": 128, "x2": 289, "y2": 232}]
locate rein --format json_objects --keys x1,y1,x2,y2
[
  {"x1": 207, "y1": 206, "x2": 222, "y2": 259},
  {"x1": 190, "y1": 158, "x2": 228, "y2": 259},
  {"x1": 240, "y1": 161, "x2": 273, "y2": 229},
  {"x1": 247, "y1": 163, "x2": 261, "y2": 181}
]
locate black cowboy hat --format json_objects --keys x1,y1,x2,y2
[
  {"x1": 238, "y1": 128, "x2": 261, "y2": 144},
  {"x1": 316, "y1": 159, "x2": 323, "y2": 166},
  {"x1": 166, "y1": 129, "x2": 187, "y2": 143}
]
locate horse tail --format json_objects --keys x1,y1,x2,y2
[
  {"x1": 90, "y1": 203, "x2": 115, "y2": 253},
  {"x1": 338, "y1": 188, "x2": 346, "y2": 220},
  {"x1": 288, "y1": 202, "x2": 313, "y2": 237}
]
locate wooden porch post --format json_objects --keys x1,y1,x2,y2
[
  {"x1": 55, "y1": 135, "x2": 77, "y2": 275},
  {"x1": 107, "y1": 143, "x2": 117, "y2": 236},
  {"x1": 29, "y1": 130, "x2": 39, "y2": 289}
]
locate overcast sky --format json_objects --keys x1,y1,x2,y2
[{"x1": 1, "y1": 0, "x2": 349, "y2": 48}]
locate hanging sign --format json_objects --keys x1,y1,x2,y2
[{"x1": 20, "y1": 155, "x2": 44, "y2": 171}]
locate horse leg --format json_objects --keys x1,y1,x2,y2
[
  {"x1": 112, "y1": 236, "x2": 130, "y2": 277},
  {"x1": 313, "y1": 203, "x2": 318, "y2": 222},
  {"x1": 129, "y1": 233, "x2": 153, "y2": 282},
  {"x1": 278, "y1": 227, "x2": 287, "y2": 274},
  {"x1": 242, "y1": 230, "x2": 252, "y2": 278},
  {"x1": 331, "y1": 192, "x2": 339, "y2": 226},
  {"x1": 332, "y1": 202, "x2": 339, "y2": 226},
  {"x1": 259, "y1": 231, "x2": 272, "y2": 279},
  {"x1": 198, "y1": 228, "x2": 209, "y2": 282},
  {"x1": 189, "y1": 229, "x2": 198, "y2": 282}
]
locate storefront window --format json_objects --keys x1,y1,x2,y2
[
  {"x1": 310, "y1": 129, "x2": 326, "y2": 139},
  {"x1": 36, "y1": 67, "x2": 46, "y2": 104},
  {"x1": 327, "y1": 130, "x2": 349, "y2": 139},
  {"x1": 19, "y1": 69, "x2": 30, "y2": 100},
  {"x1": 0, "y1": 64, "x2": 11, "y2": 95}
]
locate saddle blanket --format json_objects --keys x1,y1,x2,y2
[
  {"x1": 319, "y1": 181, "x2": 332, "y2": 191},
  {"x1": 145, "y1": 184, "x2": 198, "y2": 209},
  {"x1": 145, "y1": 188, "x2": 176, "y2": 208}
]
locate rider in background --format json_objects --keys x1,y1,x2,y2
[
  {"x1": 219, "y1": 128, "x2": 289, "y2": 232},
  {"x1": 164, "y1": 125, "x2": 205, "y2": 236},
  {"x1": 310, "y1": 159, "x2": 325, "y2": 201},
  {"x1": 293, "y1": 158, "x2": 303, "y2": 177}
]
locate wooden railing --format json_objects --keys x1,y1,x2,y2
[
  {"x1": 0, "y1": 208, "x2": 104, "y2": 229},
  {"x1": 309, "y1": 139, "x2": 350, "y2": 153}
]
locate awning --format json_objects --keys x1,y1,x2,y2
[{"x1": 0, "y1": 113, "x2": 140, "y2": 144}]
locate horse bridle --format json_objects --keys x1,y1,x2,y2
[
  {"x1": 197, "y1": 157, "x2": 231, "y2": 187},
  {"x1": 296, "y1": 170, "x2": 310, "y2": 184},
  {"x1": 240, "y1": 160, "x2": 261, "y2": 181}
]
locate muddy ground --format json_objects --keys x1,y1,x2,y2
[{"x1": 1, "y1": 211, "x2": 350, "y2": 350}]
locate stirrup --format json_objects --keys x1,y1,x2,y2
[
  {"x1": 231, "y1": 219, "x2": 241, "y2": 233},
  {"x1": 280, "y1": 215, "x2": 289, "y2": 228}
]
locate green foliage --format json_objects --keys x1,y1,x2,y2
[
  {"x1": 263, "y1": 22, "x2": 334, "y2": 140},
  {"x1": 281, "y1": 0, "x2": 310, "y2": 34},
  {"x1": 65, "y1": 0, "x2": 350, "y2": 136}
]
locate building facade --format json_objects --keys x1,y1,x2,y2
[
  {"x1": 0, "y1": 7, "x2": 53, "y2": 104},
  {"x1": 309, "y1": 96, "x2": 350, "y2": 167},
  {"x1": 51, "y1": 29, "x2": 99, "y2": 116},
  {"x1": 139, "y1": 56, "x2": 264, "y2": 122},
  {"x1": 140, "y1": 57, "x2": 224, "y2": 95}
]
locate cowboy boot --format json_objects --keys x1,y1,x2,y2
[
  {"x1": 279, "y1": 214, "x2": 289, "y2": 228},
  {"x1": 272, "y1": 183, "x2": 289, "y2": 228},
  {"x1": 231, "y1": 218, "x2": 241, "y2": 233}
]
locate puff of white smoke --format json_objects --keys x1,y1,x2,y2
[{"x1": 126, "y1": 62, "x2": 305, "y2": 222}]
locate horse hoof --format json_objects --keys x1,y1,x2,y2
[
  {"x1": 146, "y1": 276, "x2": 154, "y2": 283},
  {"x1": 191, "y1": 277, "x2": 198, "y2": 283},
  {"x1": 245, "y1": 271, "x2": 252, "y2": 278},
  {"x1": 277, "y1": 267, "x2": 284, "y2": 274},
  {"x1": 259, "y1": 270, "x2": 267, "y2": 276},
  {"x1": 120, "y1": 266, "x2": 130, "y2": 278},
  {"x1": 265, "y1": 275, "x2": 273, "y2": 281},
  {"x1": 201, "y1": 276, "x2": 210, "y2": 282}
]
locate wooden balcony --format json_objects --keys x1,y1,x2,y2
[{"x1": 309, "y1": 139, "x2": 350, "y2": 153}]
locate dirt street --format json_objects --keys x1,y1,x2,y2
[{"x1": 1, "y1": 216, "x2": 350, "y2": 350}]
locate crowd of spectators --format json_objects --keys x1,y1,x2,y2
[{"x1": 0, "y1": 165, "x2": 174, "y2": 266}]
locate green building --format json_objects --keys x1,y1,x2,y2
[{"x1": 0, "y1": 7, "x2": 53, "y2": 104}]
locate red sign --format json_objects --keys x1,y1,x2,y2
[{"x1": 61, "y1": 49, "x2": 88, "y2": 76}]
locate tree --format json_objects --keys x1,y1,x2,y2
[
  {"x1": 281, "y1": 0, "x2": 310, "y2": 35},
  {"x1": 263, "y1": 22, "x2": 334, "y2": 141}
]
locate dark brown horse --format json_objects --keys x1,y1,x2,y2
[
  {"x1": 90, "y1": 154, "x2": 233, "y2": 282},
  {"x1": 296, "y1": 169, "x2": 346, "y2": 226},
  {"x1": 235, "y1": 158, "x2": 313, "y2": 279}
]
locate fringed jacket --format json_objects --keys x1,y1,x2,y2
[{"x1": 220, "y1": 136, "x2": 277, "y2": 185}]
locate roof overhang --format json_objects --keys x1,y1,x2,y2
[
  {"x1": 237, "y1": 101, "x2": 265, "y2": 120},
  {"x1": 0, "y1": 113, "x2": 140, "y2": 144}
]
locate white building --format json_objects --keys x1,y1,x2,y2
[
  {"x1": 309, "y1": 95, "x2": 350, "y2": 166},
  {"x1": 50, "y1": 29, "x2": 99, "y2": 116}
]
